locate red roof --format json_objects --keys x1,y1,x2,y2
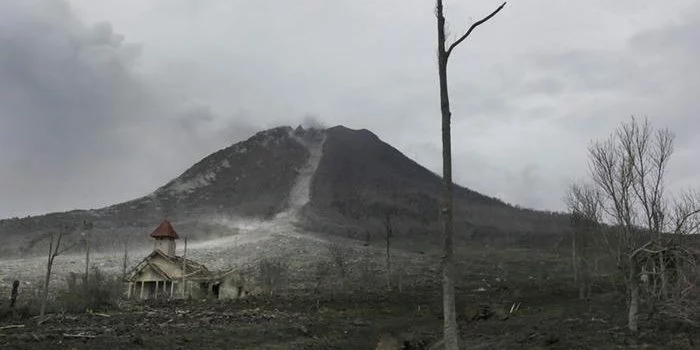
[{"x1": 150, "y1": 220, "x2": 180, "y2": 239}]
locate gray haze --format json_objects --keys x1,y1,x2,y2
[{"x1": 1, "y1": 0, "x2": 699, "y2": 218}]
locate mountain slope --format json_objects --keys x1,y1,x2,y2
[
  {"x1": 306, "y1": 126, "x2": 567, "y2": 240},
  {"x1": 0, "y1": 125, "x2": 568, "y2": 257}
]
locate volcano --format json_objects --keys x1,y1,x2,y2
[{"x1": 0, "y1": 125, "x2": 568, "y2": 257}]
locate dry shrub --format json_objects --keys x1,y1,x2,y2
[
  {"x1": 657, "y1": 266, "x2": 700, "y2": 327},
  {"x1": 57, "y1": 266, "x2": 122, "y2": 313},
  {"x1": 637, "y1": 242, "x2": 700, "y2": 327},
  {"x1": 658, "y1": 289, "x2": 700, "y2": 327}
]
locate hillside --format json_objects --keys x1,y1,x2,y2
[
  {"x1": 0, "y1": 125, "x2": 569, "y2": 257},
  {"x1": 306, "y1": 126, "x2": 568, "y2": 242}
]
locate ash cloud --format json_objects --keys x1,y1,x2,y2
[
  {"x1": 300, "y1": 114, "x2": 327, "y2": 130},
  {"x1": 0, "y1": 0, "x2": 252, "y2": 217}
]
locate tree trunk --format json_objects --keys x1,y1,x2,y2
[
  {"x1": 580, "y1": 255, "x2": 591, "y2": 300},
  {"x1": 10, "y1": 280, "x2": 19, "y2": 308},
  {"x1": 628, "y1": 259, "x2": 639, "y2": 332},
  {"x1": 659, "y1": 253, "x2": 667, "y2": 299},
  {"x1": 433, "y1": 2, "x2": 505, "y2": 346},
  {"x1": 572, "y1": 229, "x2": 578, "y2": 287},
  {"x1": 122, "y1": 241, "x2": 128, "y2": 279},
  {"x1": 436, "y1": 1, "x2": 459, "y2": 348},
  {"x1": 182, "y1": 236, "x2": 188, "y2": 298},
  {"x1": 40, "y1": 255, "x2": 54, "y2": 320},
  {"x1": 385, "y1": 215, "x2": 392, "y2": 290},
  {"x1": 84, "y1": 226, "x2": 91, "y2": 293}
]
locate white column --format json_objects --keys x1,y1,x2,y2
[
  {"x1": 155, "y1": 280, "x2": 160, "y2": 299},
  {"x1": 170, "y1": 281, "x2": 175, "y2": 297},
  {"x1": 127, "y1": 282, "x2": 133, "y2": 299},
  {"x1": 140, "y1": 281, "x2": 145, "y2": 299}
]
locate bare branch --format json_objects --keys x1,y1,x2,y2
[
  {"x1": 53, "y1": 229, "x2": 64, "y2": 257},
  {"x1": 566, "y1": 182, "x2": 603, "y2": 223},
  {"x1": 56, "y1": 241, "x2": 81, "y2": 256},
  {"x1": 672, "y1": 190, "x2": 700, "y2": 234},
  {"x1": 445, "y1": 2, "x2": 507, "y2": 59}
]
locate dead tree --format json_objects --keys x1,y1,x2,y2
[
  {"x1": 435, "y1": 1, "x2": 506, "y2": 348},
  {"x1": 565, "y1": 183, "x2": 602, "y2": 300},
  {"x1": 82, "y1": 220, "x2": 93, "y2": 294},
  {"x1": 383, "y1": 212, "x2": 393, "y2": 290},
  {"x1": 122, "y1": 237, "x2": 129, "y2": 280},
  {"x1": 383, "y1": 191, "x2": 399, "y2": 290},
  {"x1": 182, "y1": 236, "x2": 188, "y2": 298},
  {"x1": 582, "y1": 117, "x2": 700, "y2": 332},
  {"x1": 39, "y1": 224, "x2": 79, "y2": 321}
]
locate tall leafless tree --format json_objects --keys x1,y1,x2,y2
[
  {"x1": 122, "y1": 237, "x2": 129, "y2": 280},
  {"x1": 383, "y1": 212, "x2": 393, "y2": 290},
  {"x1": 39, "y1": 224, "x2": 79, "y2": 322},
  {"x1": 82, "y1": 220, "x2": 93, "y2": 294},
  {"x1": 435, "y1": 1, "x2": 506, "y2": 348},
  {"x1": 383, "y1": 190, "x2": 399, "y2": 290},
  {"x1": 582, "y1": 117, "x2": 700, "y2": 332}
]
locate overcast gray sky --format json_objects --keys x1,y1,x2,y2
[{"x1": 0, "y1": 0, "x2": 698, "y2": 218}]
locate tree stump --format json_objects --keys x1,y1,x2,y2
[{"x1": 10, "y1": 280, "x2": 19, "y2": 308}]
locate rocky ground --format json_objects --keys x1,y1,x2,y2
[{"x1": 1, "y1": 285, "x2": 697, "y2": 349}]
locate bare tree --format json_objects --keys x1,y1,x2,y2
[
  {"x1": 82, "y1": 220, "x2": 93, "y2": 294},
  {"x1": 383, "y1": 191, "x2": 399, "y2": 290},
  {"x1": 122, "y1": 237, "x2": 129, "y2": 280},
  {"x1": 435, "y1": 1, "x2": 506, "y2": 348},
  {"x1": 565, "y1": 183, "x2": 602, "y2": 300},
  {"x1": 582, "y1": 117, "x2": 700, "y2": 331},
  {"x1": 383, "y1": 212, "x2": 393, "y2": 290},
  {"x1": 39, "y1": 224, "x2": 79, "y2": 321}
]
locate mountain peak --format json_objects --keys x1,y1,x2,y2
[
  {"x1": 327, "y1": 125, "x2": 379, "y2": 138},
  {"x1": 0, "y1": 124, "x2": 569, "y2": 257}
]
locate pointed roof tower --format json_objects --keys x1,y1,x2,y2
[{"x1": 150, "y1": 219, "x2": 180, "y2": 240}]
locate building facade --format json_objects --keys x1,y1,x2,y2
[{"x1": 124, "y1": 220, "x2": 245, "y2": 300}]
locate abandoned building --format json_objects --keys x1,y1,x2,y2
[{"x1": 124, "y1": 219, "x2": 245, "y2": 300}]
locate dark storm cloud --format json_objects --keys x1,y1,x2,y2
[
  {"x1": 0, "y1": 6, "x2": 141, "y2": 160},
  {"x1": 0, "y1": 0, "x2": 255, "y2": 217}
]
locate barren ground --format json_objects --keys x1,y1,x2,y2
[{"x1": 2, "y1": 243, "x2": 698, "y2": 349}]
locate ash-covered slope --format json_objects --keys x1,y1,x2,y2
[
  {"x1": 0, "y1": 125, "x2": 568, "y2": 257},
  {"x1": 305, "y1": 126, "x2": 568, "y2": 240},
  {"x1": 0, "y1": 126, "x2": 325, "y2": 256},
  {"x1": 126, "y1": 126, "x2": 323, "y2": 219}
]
